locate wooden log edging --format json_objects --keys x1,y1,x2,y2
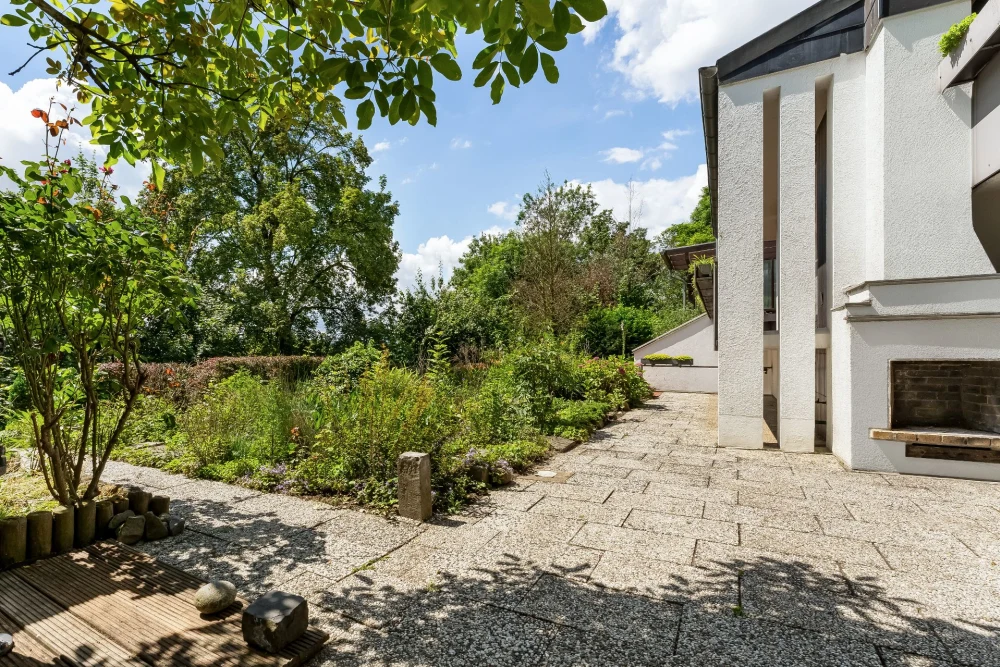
[{"x1": 0, "y1": 486, "x2": 177, "y2": 571}]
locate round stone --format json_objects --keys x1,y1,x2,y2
[
  {"x1": 194, "y1": 580, "x2": 237, "y2": 615},
  {"x1": 0, "y1": 633, "x2": 13, "y2": 658},
  {"x1": 536, "y1": 471, "x2": 557, "y2": 478}
]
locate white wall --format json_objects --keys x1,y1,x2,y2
[
  {"x1": 778, "y1": 79, "x2": 817, "y2": 452},
  {"x1": 634, "y1": 314, "x2": 719, "y2": 394},
  {"x1": 642, "y1": 367, "x2": 718, "y2": 394},
  {"x1": 878, "y1": 2, "x2": 994, "y2": 279},
  {"x1": 632, "y1": 314, "x2": 718, "y2": 364},
  {"x1": 717, "y1": 82, "x2": 765, "y2": 449}
]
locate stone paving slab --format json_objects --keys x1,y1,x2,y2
[{"x1": 110, "y1": 392, "x2": 1000, "y2": 666}]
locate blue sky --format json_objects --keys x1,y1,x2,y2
[{"x1": 0, "y1": 0, "x2": 813, "y2": 286}]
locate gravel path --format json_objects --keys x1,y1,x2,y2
[{"x1": 104, "y1": 392, "x2": 1000, "y2": 666}]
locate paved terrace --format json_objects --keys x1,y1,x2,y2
[{"x1": 104, "y1": 393, "x2": 1000, "y2": 667}]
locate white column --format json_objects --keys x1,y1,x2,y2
[
  {"x1": 717, "y1": 85, "x2": 764, "y2": 449},
  {"x1": 778, "y1": 83, "x2": 816, "y2": 453}
]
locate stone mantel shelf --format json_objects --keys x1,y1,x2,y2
[{"x1": 871, "y1": 427, "x2": 1000, "y2": 449}]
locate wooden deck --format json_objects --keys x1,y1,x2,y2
[{"x1": 0, "y1": 542, "x2": 328, "y2": 667}]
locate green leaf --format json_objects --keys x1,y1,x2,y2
[
  {"x1": 399, "y1": 91, "x2": 417, "y2": 122},
  {"x1": 430, "y1": 53, "x2": 462, "y2": 81},
  {"x1": 191, "y1": 148, "x2": 204, "y2": 175},
  {"x1": 521, "y1": 0, "x2": 554, "y2": 28},
  {"x1": 502, "y1": 61, "x2": 521, "y2": 88},
  {"x1": 490, "y1": 73, "x2": 505, "y2": 104},
  {"x1": 536, "y1": 32, "x2": 567, "y2": 51},
  {"x1": 474, "y1": 61, "x2": 498, "y2": 87},
  {"x1": 497, "y1": 0, "x2": 516, "y2": 30},
  {"x1": 520, "y1": 44, "x2": 539, "y2": 83},
  {"x1": 553, "y1": 1, "x2": 571, "y2": 35},
  {"x1": 151, "y1": 161, "x2": 165, "y2": 190},
  {"x1": 1, "y1": 14, "x2": 28, "y2": 26},
  {"x1": 344, "y1": 86, "x2": 369, "y2": 100},
  {"x1": 357, "y1": 99, "x2": 375, "y2": 130},
  {"x1": 473, "y1": 44, "x2": 499, "y2": 69},
  {"x1": 568, "y1": 0, "x2": 607, "y2": 22},
  {"x1": 417, "y1": 60, "x2": 433, "y2": 88},
  {"x1": 541, "y1": 52, "x2": 559, "y2": 83},
  {"x1": 341, "y1": 12, "x2": 365, "y2": 36},
  {"x1": 419, "y1": 97, "x2": 437, "y2": 126}
]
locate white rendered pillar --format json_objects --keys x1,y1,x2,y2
[
  {"x1": 717, "y1": 85, "x2": 764, "y2": 449},
  {"x1": 778, "y1": 83, "x2": 816, "y2": 453}
]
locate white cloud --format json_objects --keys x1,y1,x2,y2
[
  {"x1": 596, "y1": 0, "x2": 813, "y2": 104},
  {"x1": 602, "y1": 147, "x2": 645, "y2": 164},
  {"x1": 396, "y1": 226, "x2": 506, "y2": 289},
  {"x1": 0, "y1": 78, "x2": 150, "y2": 198},
  {"x1": 450, "y1": 138, "x2": 473, "y2": 150},
  {"x1": 578, "y1": 164, "x2": 708, "y2": 236},
  {"x1": 372, "y1": 141, "x2": 392, "y2": 153},
  {"x1": 602, "y1": 109, "x2": 627, "y2": 120},
  {"x1": 488, "y1": 200, "x2": 520, "y2": 221}
]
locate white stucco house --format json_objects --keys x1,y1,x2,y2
[{"x1": 640, "y1": 0, "x2": 1000, "y2": 480}]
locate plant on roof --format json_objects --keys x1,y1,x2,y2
[{"x1": 939, "y1": 14, "x2": 977, "y2": 57}]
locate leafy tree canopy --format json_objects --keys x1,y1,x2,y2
[
  {"x1": 143, "y1": 101, "x2": 400, "y2": 356},
  {"x1": 3, "y1": 0, "x2": 607, "y2": 179},
  {"x1": 657, "y1": 186, "x2": 715, "y2": 249}
]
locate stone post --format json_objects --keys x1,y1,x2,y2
[
  {"x1": 112, "y1": 498, "x2": 129, "y2": 515},
  {"x1": 149, "y1": 495, "x2": 170, "y2": 516},
  {"x1": 74, "y1": 500, "x2": 97, "y2": 547},
  {"x1": 397, "y1": 452, "x2": 432, "y2": 522},
  {"x1": 0, "y1": 444, "x2": 7, "y2": 476},
  {"x1": 52, "y1": 504, "x2": 74, "y2": 554},
  {"x1": 0, "y1": 516, "x2": 27, "y2": 569},
  {"x1": 26, "y1": 510, "x2": 53, "y2": 561}
]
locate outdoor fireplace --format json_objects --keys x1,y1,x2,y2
[{"x1": 890, "y1": 360, "x2": 1000, "y2": 434}]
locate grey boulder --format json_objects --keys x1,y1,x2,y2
[
  {"x1": 0, "y1": 633, "x2": 12, "y2": 658},
  {"x1": 143, "y1": 512, "x2": 168, "y2": 541},
  {"x1": 194, "y1": 580, "x2": 237, "y2": 615},
  {"x1": 166, "y1": 515, "x2": 186, "y2": 537},
  {"x1": 116, "y1": 515, "x2": 146, "y2": 545},
  {"x1": 108, "y1": 510, "x2": 135, "y2": 531}
]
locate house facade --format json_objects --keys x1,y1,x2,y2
[{"x1": 646, "y1": 0, "x2": 1000, "y2": 480}]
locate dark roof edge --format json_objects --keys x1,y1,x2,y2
[
  {"x1": 699, "y1": 67, "x2": 719, "y2": 236},
  {"x1": 717, "y1": 0, "x2": 860, "y2": 80}
]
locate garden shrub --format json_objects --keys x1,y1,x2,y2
[
  {"x1": 292, "y1": 359, "x2": 455, "y2": 506},
  {"x1": 313, "y1": 341, "x2": 382, "y2": 393},
  {"x1": 550, "y1": 398, "x2": 608, "y2": 441},
  {"x1": 168, "y1": 371, "x2": 310, "y2": 478},
  {"x1": 939, "y1": 14, "x2": 976, "y2": 56},
  {"x1": 460, "y1": 369, "x2": 538, "y2": 446},
  {"x1": 579, "y1": 355, "x2": 650, "y2": 410},
  {"x1": 674, "y1": 355, "x2": 694, "y2": 364},
  {"x1": 581, "y1": 305, "x2": 660, "y2": 358}
]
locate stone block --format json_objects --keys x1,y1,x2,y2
[
  {"x1": 242, "y1": 591, "x2": 309, "y2": 653},
  {"x1": 149, "y1": 495, "x2": 170, "y2": 515},
  {"x1": 128, "y1": 489, "x2": 151, "y2": 515},
  {"x1": 51, "y1": 505, "x2": 74, "y2": 554},
  {"x1": 143, "y1": 512, "x2": 168, "y2": 541},
  {"x1": 109, "y1": 510, "x2": 134, "y2": 532},
  {"x1": 0, "y1": 516, "x2": 27, "y2": 568},
  {"x1": 26, "y1": 510, "x2": 52, "y2": 561},
  {"x1": 117, "y1": 515, "x2": 145, "y2": 545},
  {"x1": 112, "y1": 498, "x2": 129, "y2": 515},
  {"x1": 74, "y1": 500, "x2": 97, "y2": 547},
  {"x1": 547, "y1": 435, "x2": 578, "y2": 453},
  {"x1": 0, "y1": 444, "x2": 6, "y2": 476},
  {"x1": 397, "y1": 452, "x2": 432, "y2": 521}
]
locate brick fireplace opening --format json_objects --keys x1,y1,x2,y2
[{"x1": 891, "y1": 360, "x2": 1000, "y2": 434}]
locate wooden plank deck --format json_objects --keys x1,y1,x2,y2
[{"x1": 0, "y1": 543, "x2": 327, "y2": 667}]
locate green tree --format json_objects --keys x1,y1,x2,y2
[
  {"x1": 657, "y1": 186, "x2": 714, "y2": 249},
  {"x1": 0, "y1": 105, "x2": 193, "y2": 504},
  {"x1": 146, "y1": 102, "x2": 400, "y2": 356},
  {"x1": 515, "y1": 176, "x2": 612, "y2": 334},
  {"x1": 4, "y1": 0, "x2": 607, "y2": 176}
]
